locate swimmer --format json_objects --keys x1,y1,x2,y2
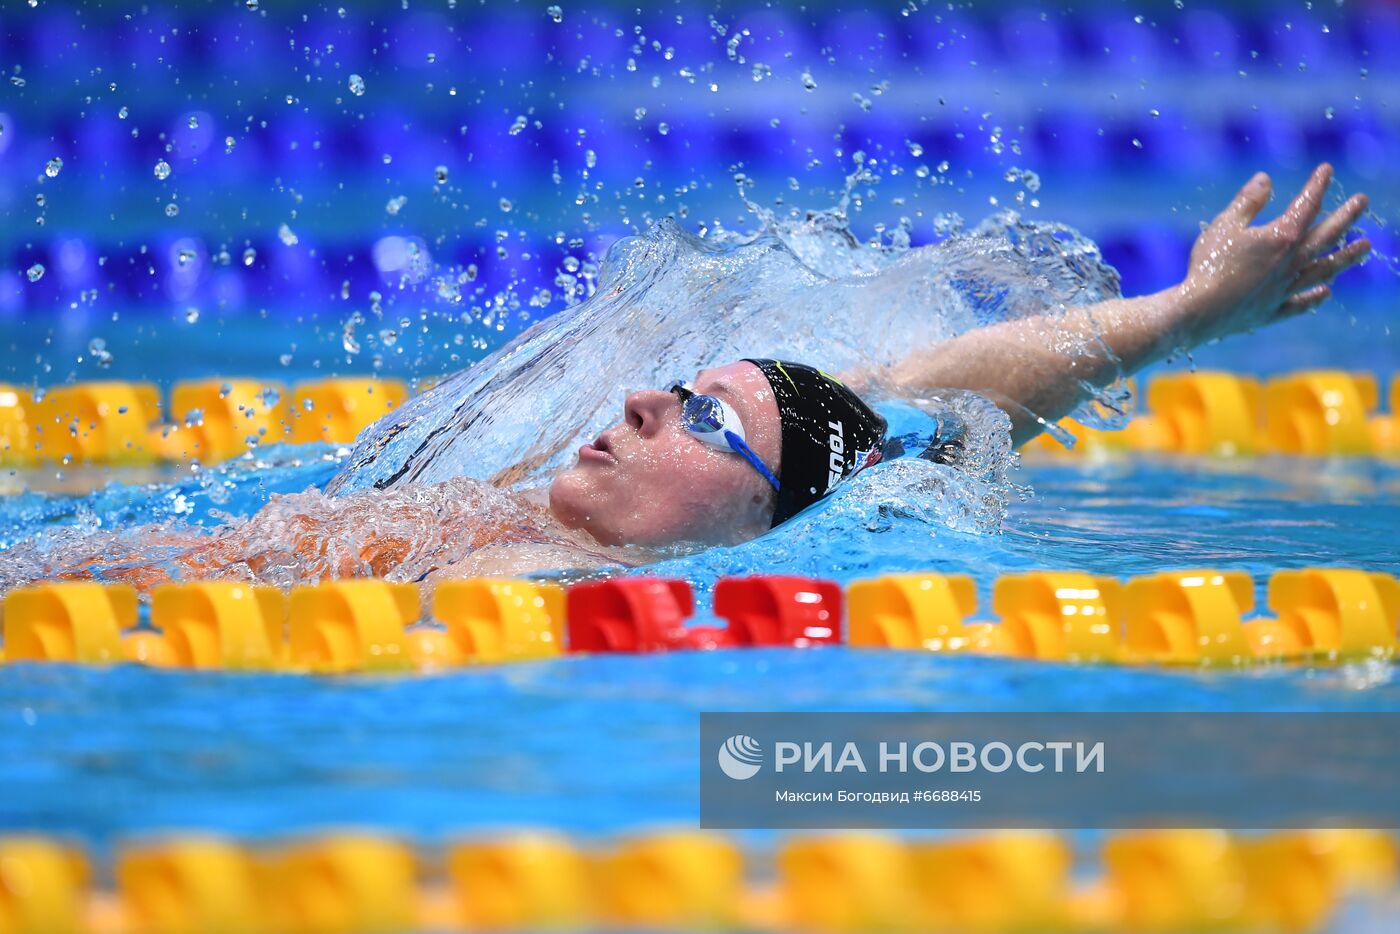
[
  {"x1": 5, "y1": 164, "x2": 1373, "y2": 590},
  {"x1": 541, "y1": 164, "x2": 1371, "y2": 553}
]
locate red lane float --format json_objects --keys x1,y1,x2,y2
[
  {"x1": 712, "y1": 575, "x2": 843, "y2": 647},
  {"x1": 566, "y1": 579, "x2": 696, "y2": 653},
  {"x1": 566, "y1": 576, "x2": 844, "y2": 653}
]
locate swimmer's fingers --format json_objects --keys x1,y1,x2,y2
[
  {"x1": 1276, "y1": 284, "x2": 1332, "y2": 321},
  {"x1": 1300, "y1": 192, "x2": 1369, "y2": 258},
  {"x1": 1291, "y1": 238, "x2": 1371, "y2": 291},
  {"x1": 1270, "y1": 162, "x2": 1332, "y2": 240},
  {"x1": 1216, "y1": 171, "x2": 1272, "y2": 227}
]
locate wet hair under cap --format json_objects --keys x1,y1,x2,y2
[{"x1": 743, "y1": 359, "x2": 888, "y2": 527}]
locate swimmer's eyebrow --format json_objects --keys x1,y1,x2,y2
[{"x1": 692, "y1": 372, "x2": 739, "y2": 402}]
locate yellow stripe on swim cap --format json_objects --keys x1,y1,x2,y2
[{"x1": 772, "y1": 360, "x2": 800, "y2": 393}]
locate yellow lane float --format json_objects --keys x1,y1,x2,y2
[
  {"x1": 288, "y1": 579, "x2": 419, "y2": 674},
  {"x1": 149, "y1": 582, "x2": 288, "y2": 670},
  {"x1": 288, "y1": 378, "x2": 407, "y2": 446},
  {"x1": 29, "y1": 381, "x2": 162, "y2": 465},
  {"x1": 2, "y1": 581, "x2": 135, "y2": 663}
]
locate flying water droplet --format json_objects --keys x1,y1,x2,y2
[
  {"x1": 44, "y1": 157, "x2": 63, "y2": 177},
  {"x1": 348, "y1": 74, "x2": 366, "y2": 96},
  {"x1": 185, "y1": 307, "x2": 200, "y2": 323},
  {"x1": 434, "y1": 165, "x2": 449, "y2": 184},
  {"x1": 26, "y1": 263, "x2": 45, "y2": 282},
  {"x1": 546, "y1": 5, "x2": 563, "y2": 23},
  {"x1": 242, "y1": 247, "x2": 256, "y2": 266},
  {"x1": 88, "y1": 338, "x2": 113, "y2": 368},
  {"x1": 153, "y1": 159, "x2": 171, "y2": 181}
]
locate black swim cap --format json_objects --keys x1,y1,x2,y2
[{"x1": 743, "y1": 359, "x2": 887, "y2": 527}]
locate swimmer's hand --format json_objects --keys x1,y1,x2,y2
[
  {"x1": 1170, "y1": 162, "x2": 1371, "y2": 349},
  {"x1": 869, "y1": 163, "x2": 1373, "y2": 447}
]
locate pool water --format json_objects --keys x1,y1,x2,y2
[
  {"x1": 1, "y1": 14, "x2": 1398, "y2": 930},
  {"x1": 3, "y1": 418, "x2": 1399, "y2": 845}
]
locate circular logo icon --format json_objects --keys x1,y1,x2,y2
[{"x1": 718, "y1": 734, "x2": 763, "y2": 780}]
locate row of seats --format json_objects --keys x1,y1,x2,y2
[
  {"x1": 0, "y1": 828, "x2": 1393, "y2": 934},
  {"x1": 2, "y1": 368, "x2": 1395, "y2": 469},
  {"x1": 1026, "y1": 369, "x2": 1400, "y2": 458},
  {"x1": 6, "y1": 107, "x2": 1389, "y2": 176},
  {"x1": 6, "y1": 235, "x2": 565, "y2": 308},
  {"x1": 6, "y1": 5, "x2": 1398, "y2": 77},
  {"x1": 7, "y1": 221, "x2": 1394, "y2": 316},
  {"x1": 3, "y1": 567, "x2": 1396, "y2": 671}
]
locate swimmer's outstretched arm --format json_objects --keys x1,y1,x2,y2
[{"x1": 877, "y1": 163, "x2": 1372, "y2": 446}]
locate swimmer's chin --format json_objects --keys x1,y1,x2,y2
[{"x1": 547, "y1": 471, "x2": 623, "y2": 545}]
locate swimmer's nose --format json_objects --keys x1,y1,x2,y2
[{"x1": 624, "y1": 389, "x2": 676, "y2": 438}]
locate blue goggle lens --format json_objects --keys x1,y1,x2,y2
[{"x1": 682, "y1": 394, "x2": 724, "y2": 433}]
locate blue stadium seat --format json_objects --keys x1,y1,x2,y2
[
  {"x1": 822, "y1": 9, "x2": 895, "y2": 72},
  {"x1": 905, "y1": 13, "x2": 994, "y2": 72},
  {"x1": 1224, "y1": 108, "x2": 1308, "y2": 168},
  {"x1": 997, "y1": 8, "x2": 1067, "y2": 73},
  {"x1": 1078, "y1": 12, "x2": 1167, "y2": 74},
  {"x1": 1176, "y1": 8, "x2": 1244, "y2": 72}
]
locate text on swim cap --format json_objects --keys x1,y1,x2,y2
[{"x1": 827, "y1": 419, "x2": 845, "y2": 490}]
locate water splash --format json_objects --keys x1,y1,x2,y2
[
  {"x1": 0, "y1": 458, "x2": 626, "y2": 596},
  {"x1": 328, "y1": 186, "x2": 1121, "y2": 497},
  {"x1": 6, "y1": 184, "x2": 1124, "y2": 590}
]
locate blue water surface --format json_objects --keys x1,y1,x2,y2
[{"x1": 3, "y1": 446, "x2": 1398, "y2": 844}]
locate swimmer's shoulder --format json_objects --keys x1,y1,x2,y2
[{"x1": 873, "y1": 399, "x2": 967, "y2": 467}]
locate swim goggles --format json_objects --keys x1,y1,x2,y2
[{"x1": 668, "y1": 381, "x2": 781, "y2": 491}]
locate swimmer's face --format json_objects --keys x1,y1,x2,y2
[{"x1": 548, "y1": 360, "x2": 781, "y2": 547}]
